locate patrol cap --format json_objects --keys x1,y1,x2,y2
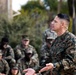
[
  {"x1": 12, "y1": 64, "x2": 18, "y2": 70},
  {"x1": 12, "y1": 67, "x2": 18, "y2": 70},
  {"x1": 26, "y1": 48, "x2": 33, "y2": 54},
  {"x1": 0, "y1": 50, "x2": 3, "y2": 56},
  {"x1": 45, "y1": 31, "x2": 57, "y2": 44},
  {"x1": 24, "y1": 37, "x2": 29, "y2": 41},
  {"x1": 46, "y1": 32, "x2": 57, "y2": 40},
  {"x1": 22, "y1": 35, "x2": 29, "y2": 41}
]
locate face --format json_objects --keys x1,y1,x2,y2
[
  {"x1": 11, "y1": 69, "x2": 18, "y2": 75},
  {"x1": 3, "y1": 44, "x2": 7, "y2": 49},
  {"x1": 22, "y1": 39, "x2": 29, "y2": 46},
  {"x1": 0, "y1": 55, "x2": 2, "y2": 60},
  {"x1": 2, "y1": 42, "x2": 8, "y2": 49},
  {"x1": 50, "y1": 16, "x2": 62, "y2": 32}
]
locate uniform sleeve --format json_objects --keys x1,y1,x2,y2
[
  {"x1": 10, "y1": 47, "x2": 15, "y2": 58},
  {"x1": 31, "y1": 47, "x2": 39, "y2": 63},
  {"x1": 14, "y1": 45, "x2": 23, "y2": 60},
  {"x1": 31, "y1": 58, "x2": 39, "y2": 73},
  {"x1": 40, "y1": 45, "x2": 46, "y2": 66},
  {"x1": 42, "y1": 31, "x2": 46, "y2": 45},
  {"x1": 3, "y1": 47, "x2": 15, "y2": 60},
  {"x1": 8, "y1": 47, "x2": 15, "y2": 59},
  {"x1": 4, "y1": 60, "x2": 10, "y2": 75},
  {"x1": 17, "y1": 59, "x2": 23, "y2": 74}
]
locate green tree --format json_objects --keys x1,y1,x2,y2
[
  {"x1": 67, "y1": 0, "x2": 76, "y2": 17},
  {"x1": 21, "y1": 0, "x2": 45, "y2": 12},
  {"x1": 44, "y1": 0, "x2": 58, "y2": 12},
  {"x1": 18, "y1": 0, "x2": 49, "y2": 54}
]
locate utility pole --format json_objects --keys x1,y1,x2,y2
[
  {"x1": 72, "y1": 0, "x2": 76, "y2": 35},
  {"x1": 0, "y1": 0, "x2": 13, "y2": 20},
  {"x1": 7, "y1": 0, "x2": 13, "y2": 20},
  {"x1": 57, "y1": 0, "x2": 62, "y2": 13}
]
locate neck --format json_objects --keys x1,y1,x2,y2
[
  {"x1": 56, "y1": 29, "x2": 66, "y2": 36},
  {"x1": 24, "y1": 45, "x2": 27, "y2": 48},
  {"x1": 22, "y1": 44, "x2": 28, "y2": 48}
]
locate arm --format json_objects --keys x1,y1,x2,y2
[
  {"x1": 3, "y1": 60, "x2": 10, "y2": 75},
  {"x1": 31, "y1": 46, "x2": 38, "y2": 62},
  {"x1": 14, "y1": 45, "x2": 23, "y2": 60}
]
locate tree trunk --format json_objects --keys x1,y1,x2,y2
[
  {"x1": 57, "y1": 0, "x2": 62, "y2": 13},
  {"x1": 72, "y1": 0, "x2": 76, "y2": 35}
]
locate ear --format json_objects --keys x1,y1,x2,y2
[{"x1": 61, "y1": 20, "x2": 65, "y2": 28}]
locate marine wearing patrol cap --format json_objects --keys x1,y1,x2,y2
[
  {"x1": 26, "y1": 48, "x2": 33, "y2": 54},
  {"x1": 22, "y1": 35, "x2": 29, "y2": 41},
  {"x1": 12, "y1": 65, "x2": 18, "y2": 70},
  {"x1": 45, "y1": 32, "x2": 57, "y2": 44}
]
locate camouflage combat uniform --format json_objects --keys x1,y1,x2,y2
[
  {"x1": 15, "y1": 44, "x2": 38, "y2": 62},
  {"x1": 0, "y1": 59, "x2": 10, "y2": 75},
  {"x1": 17, "y1": 56, "x2": 39, "y2": 75},
  {"x1": 42, "y1": 28, "x2": 57, "y2": 44},
  {"x1": 40, "y1": 44, "x2": 52, "y2": 66},
  {"x1": 1, "y1": 45, "x2": 16, "y2": 67},
  {"x1": 50, "y1": 31, "x2": 76, "y2": 75}
]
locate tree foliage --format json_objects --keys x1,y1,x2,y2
[
  {"x1": 44, "y1": 0, "x2": 58, "y2": 12},
  {"x1": 0, "y1": 0, "x2": 74, "y2": 55},
  {"x1": 21, "y1": 0, "x2": 45, "y2": 12}
]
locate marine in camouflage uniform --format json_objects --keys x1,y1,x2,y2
[
  {"x1": 0, "y1": 37, "x2": 16, "y2": 67},
  {"x1": 39, "y1": 13, "x2": 76, "y2": 75},
  {"x1": 14, "y1": 36, "x2": 38, "y2": 62},
  {"x1": 17, "y1": 48, "x2": 39, "y2": 75},
  {"x1": 50, "y1": 31, "x2": 76, "y2": 75},
  {"x1": 0, "y1": 50, "x2": 10, "y2": 75},
  {"x1": 9, "y1": 64, "x2": 21, "y2": 75},
  {"x1": 40, "y1": 32, "x2": 57, "y2": 75}
]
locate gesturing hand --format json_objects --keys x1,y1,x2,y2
[
  {"x1": 23, "y1": 68, "x2": 36, "y2": 75},
  {"x1": 39, "y1": 63, "x2": 54, "y2": 73}
]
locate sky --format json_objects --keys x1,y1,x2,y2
[{"x1": 12, "y1": 0, "x2": 28, "y2": 11}]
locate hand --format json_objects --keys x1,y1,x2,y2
[
  {"x1": 23, "y1": 68, "x2": 36, "y2": 75},
  {"x1": 2, "y1": 74, "x2": 5, "y2": 75},
  {"x1": 0, "y1": 73, "x2": 5, "y2": 75},
  {"x1": 39, "y1": 63, "x2": 54, "y2": 73}
]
